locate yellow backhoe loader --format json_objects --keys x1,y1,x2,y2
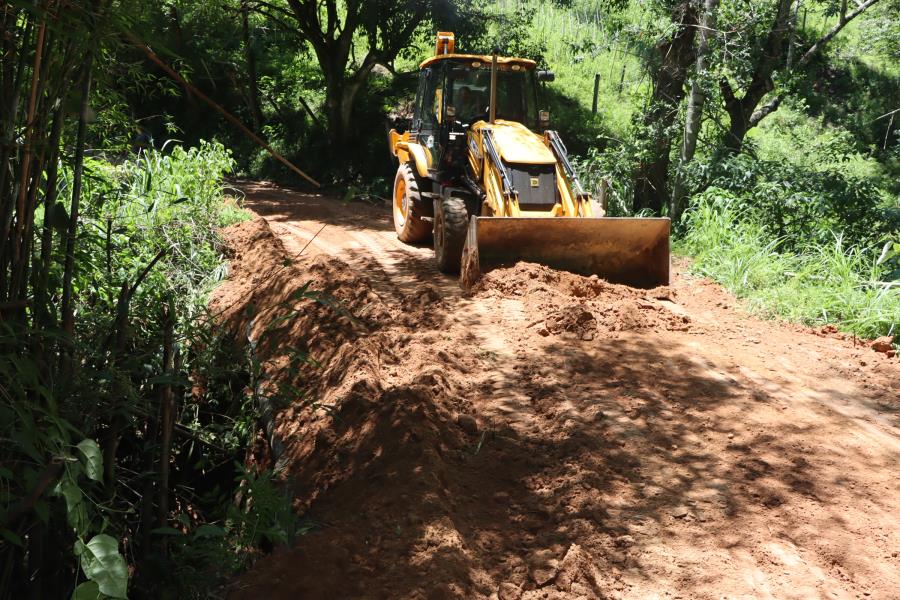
[{"x1": 388, "y1": 32, "x2": 670, "y2": 289}]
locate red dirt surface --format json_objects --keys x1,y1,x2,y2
[{"x1": 216, "y1": 182, "x2": 900, "y2": 600}]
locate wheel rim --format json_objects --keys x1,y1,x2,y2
[{"x1": 394, "y1": 177, "x2": 408, "y2": 228}]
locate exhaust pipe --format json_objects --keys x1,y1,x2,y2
[{"x1": 489, "y1": 48, "x2": 498, "y2": 124}]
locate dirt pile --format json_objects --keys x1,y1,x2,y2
[
  {"x1": 475, "y1": 262, "x2": 692, "y2": 338},
  {"x1": 212, "y1": 217, "x2": 390, "y2": 362},
  {"x1": 217, "y1": 225, "x2": 645, "y2": 599}
]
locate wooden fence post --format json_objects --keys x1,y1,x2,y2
[{"x1": 599, "y1": 178, "x2": 609, "y2": 214}]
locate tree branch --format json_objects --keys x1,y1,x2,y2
[
  {"x1": 719, "y1": 78, "x2": 737, "y2": 108},
  {"x1": 749, "y1": 94, "x2": 783, "y2": 126},
  {"x1": 749, "y1": 0, "x2": 882, "y2": 128},
  {"x1": 246, "y1": 1, "x2": 299, "y2": 34},
  {"x1": 127, "y1": 248, "x2": 167, "y2": 299},
  {"x1": 796, "y1": 0, "x2": 882, "y2": 67},
  {"x1": 126, "y1": 31, "x2": 321, "y2": 187}
]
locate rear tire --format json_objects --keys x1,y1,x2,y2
[
  {"x1": 434, "y1": 196, "x2": 468, "y2": 273},
  {"x1": 393, "y1": 164, "x2": 431, "y2": 243}
]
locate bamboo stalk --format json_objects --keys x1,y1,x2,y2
[
  {"x1": 60, "y1": 57, "x2": 93, "y2": 348},
  {"x1": 0, "y1": 17, "x2": 34, "y2": 301},
  {"x1": 12, "y1": 9, "x2": 47, "y2": 278},
  {"x1": 157, "y1": 301, "x2": 175, "y2": 536}
]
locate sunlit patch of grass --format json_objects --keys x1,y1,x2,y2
[
  {"x1": 490, "y1": 0, "x2": 653, "y2": 138},
  {"x1": 678, "y1": 190, "x2": 899, "y2": 339}
]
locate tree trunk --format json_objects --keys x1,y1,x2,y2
[
  {"x1": 632, "y1": 1, "x2": 698, "y2": 214},
  {"x1": 321, "y1": 62, "x2": 352, "y2": 144},
  {"x1": 240, "y1": 1, "x2": 263, "y2": 132},
  {"x1": 672, "y1": 0, "x2": 719, "y2": 220},
  {"x1": 335, "y1": 60, "x2": 377, "y2": 143},
  {"x1": 719, "y1": 0, "x2": 793, "y2": 153}
]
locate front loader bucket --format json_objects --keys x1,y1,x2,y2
[{"x1": 460, "y1": 216, "x2": 670, "y2": 290}]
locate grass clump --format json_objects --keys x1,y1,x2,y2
[{"x1": 679, "y1": 189, "x2": 899, "y2": 340}]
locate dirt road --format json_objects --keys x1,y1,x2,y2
[{"x1": 217, "y1": 182, "x2": 899, "y2": 600}]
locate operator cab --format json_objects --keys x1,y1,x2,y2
[{"x1": 410, "y1": 43, "x2": 551, "y2": 176}]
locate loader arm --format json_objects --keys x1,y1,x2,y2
[
  {"x1": 480, "y1": 129, "x2": 520, "y2": 217},
  {"x1": 546, "y1": 130, "x2": 595, "y2": 217}
]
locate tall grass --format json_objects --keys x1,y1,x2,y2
[
  {"x1": 680, "y1": 190, "x2": 899, "y2": 339},
  {"x1": 490, "y1": 0, "x2": 654, "y2": 137}
]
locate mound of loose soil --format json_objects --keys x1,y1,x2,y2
[
  {"x1": 475, "y1": 262, "x2": 691, "y2": 339},
  {"x1": 216, "y1": 224, "x2": 637, "y2": 599}
]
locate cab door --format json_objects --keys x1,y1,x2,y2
[{"x1": 411, "y1": 65, "x2": 445, "y2": 172}]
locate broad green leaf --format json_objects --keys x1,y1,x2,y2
[
  {"x1": 194, "y1": 524, "x2": 227, "y2": 539},
  {"x1": 71, "y1": 581, "x2": 101, "y2": 600},
  {"x1": 56, "y1": 476, "x2": 88, "y2": 536},
  {"x1": 56, "y1": 478, "x2": 82, "y2": 511},
  {"x1": 75, "y1": 534, "x2": 128, "y2": 599},
  {"x1": 70, "y1": 502, "x2": 89, "y2": 537},
  {"x1": 76, "y1": 439, "x2": 103, "y2": 482},
  {"x1": 0, "y1": 528, "x2": 24, "y2": 547}
]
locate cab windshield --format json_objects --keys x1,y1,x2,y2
[{"x1": 445, "y1": 63, "x2": 539, "y2": 129}]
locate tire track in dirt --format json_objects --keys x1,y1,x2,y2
[{"x1": 221, "y1": 181, "x2": 900, "y2": 600}]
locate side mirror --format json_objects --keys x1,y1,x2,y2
[
  {"x1": 539, "y1": 110, "x2": 550, "y2": 125},
  {"x1": 537, "y1": 70, "x2": 555, "y2": 82}
]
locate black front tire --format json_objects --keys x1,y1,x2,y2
[
  {"x1": 393, "y1": 164, "x2": 431, "y2": 243},
  {"x1": 433, "y1": 196, "x2": 468, "y2": 273}
]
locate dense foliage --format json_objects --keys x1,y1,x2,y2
[
  {"x1": 0, "y1": 4, "x2": 300, "y2": 597},
  {"x1": 680, "y1": 190, "x2": 899, "y2": 338}
]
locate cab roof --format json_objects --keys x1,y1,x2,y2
[{"x1": 419, "y1": 54, "x2": 538, "y2": 70}]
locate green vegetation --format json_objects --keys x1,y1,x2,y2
[
  {"x1": 1, "y1": 0, "x2": 898, "y2": 597},
  {"x1": 680, "y1": 190, "x2": 898, "y2": 338},
  {"x1": 1, "y1": 131, "x2": 289, "y2": 597},
  {"x1": 530, "y1": 0, "x2": 899, "y2": 338}
]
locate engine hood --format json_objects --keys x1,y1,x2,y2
[{"x1": 474, "y1": 120, "x2": 556, "y2": 165}]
